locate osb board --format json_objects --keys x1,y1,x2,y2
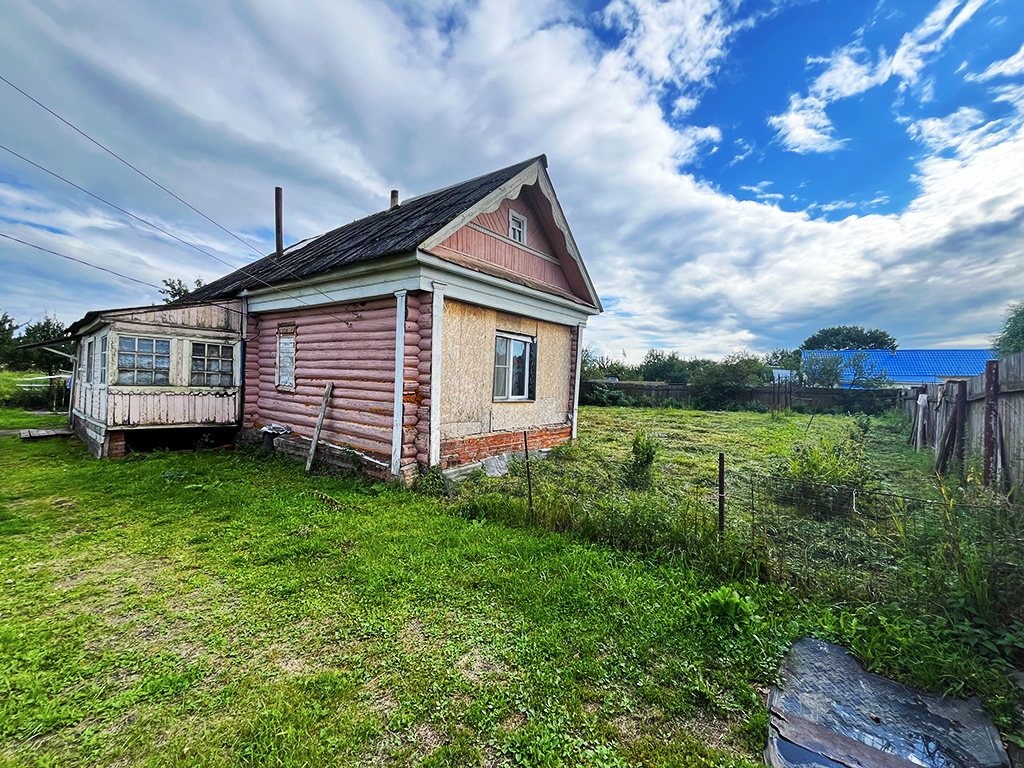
[{"x1": 440, "y1": 300, "x2": 571, "y2": 439}]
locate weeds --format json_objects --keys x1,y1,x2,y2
[{"x1": 620, "y1": 429, "x2": 660, "y2": 490}]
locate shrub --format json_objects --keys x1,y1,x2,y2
[{"x1": 621, "y1": 429, "x2": 661, "y2": 490}]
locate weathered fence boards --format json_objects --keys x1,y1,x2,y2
[{"x1": 902, "y1": 350, "x2": 1024, "y2": 491}]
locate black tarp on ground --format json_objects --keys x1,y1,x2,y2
[{"x1": 767, "y1": 638, "x2": 1009, "y2": 768}]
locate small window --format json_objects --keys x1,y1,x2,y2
[
  {"x1": 276, "y1": 326, "x2": 296, "y2": 390},
  {"x1": 99, "y1": 336, "x2": 108, "y2": 384},
  {"x1": 493, "y1": 333, "x2": 536, "y2": 401},
  {"x1": 190, "y1": 343, "x2": 234, "y2": 387},
  {"x1": 85, "y1": 340, "x2": 94, "y2": 384},
  {"x1": 509, "y1": 211, "x2": 527, "y2": 244},
  {"x1": 116, "y1": 336, "x2": 171, "y2": 385}
]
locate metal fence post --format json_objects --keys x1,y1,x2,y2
[{"x1": 718, "y1": 452, "x2": 726, "y2": 535}]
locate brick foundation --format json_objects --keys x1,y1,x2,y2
[
  {"x1": 107, "y1": 431, "x2": 126, "y2": 459},
  {"x1": 440, "y1": 425, "x2": 572, "y2": 469}
]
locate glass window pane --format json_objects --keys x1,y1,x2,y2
[
  {"x1": 191, "y1": 358, "x2": 205, "y2": 371},
  {"x1": 154, "y1": 371, "x2": 170, "y2": 385},
  {"x1": 118, "y1": 353, "x2": 135, "y2": 369},
  {"x1": 220, "y1": 346, "x2": 232, "y2": 359},
  {"x1": 155, "y1": 355, "x2": 170, "y2": 370},
  {"x1": 208, "y1": 359, "x2": 220, "y2": 372},
  {"x1": 155, "y1": 339, "x2": 170, "y2": 354},
  {"x1": 511, "y1": 340, "x2": 527, "y2": 397},
  {"x1": 137, "y1": 339, "x2": 153, "y2": 353},
  {"x1": 119, "y1": 336, "x2": 136, "y2": 352},
  {"x1": 494, "y1": 336, "x2": 509, "y2": 367},
  {"x1": 101, "y1": 337, "x2": 107, "y2": 352},
  {"x1": 221, "y1": 359, "x2": 233, "y2": 373},
  {"x1": 190, "y1": 372, "x2": 205, "y2": 386},
  {"x1": 219, "y1": 373, "x2": 232, "y2": 386},
  {"x1": 137, "y1": 355, "x2": 153, "y2": 369},
  {"x1": 117, "y1": 370, "x2": 135, "y2": 385},
  {"x1": 136, "y1": 371, "x2": 153, "y2": 385},
  {"x1": 192, "y1": 343, "x2": 205, "y2": 357}
]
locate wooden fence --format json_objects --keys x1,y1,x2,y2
[{"x1": 902, "y1": 350, "x2": 1024, "y2": 492}]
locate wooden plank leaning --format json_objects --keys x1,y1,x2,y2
[{"x1": 306, "y1": 381, "x2": 334, "y2": 472}]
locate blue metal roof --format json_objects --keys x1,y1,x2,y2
[{"x1": 801, "y1": 349, "x2": 995, "y2": 384}]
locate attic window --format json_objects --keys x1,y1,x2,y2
[{"x1": 509, "y1": 211, "x2": 527, "y2": 244}]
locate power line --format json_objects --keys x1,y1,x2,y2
[
  {"x1": 0, "y1": 231, "x2": 163, "y2": 290},
  {"x1": 0, "y1": 80, "x2": 364, "y2": 319},
  {"x1": 0, "y1": 141, "x2": 356, "y2": 327},
  {"x1": 0, "y1": 73, "x2": 262, "y2": 256}
]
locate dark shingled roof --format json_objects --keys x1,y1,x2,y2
[{"x1": 184, "y1": 156, "x2": 544, "y2": 303}]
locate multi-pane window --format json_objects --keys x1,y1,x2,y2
[
  {"x1": 99, "y1": 336, "x2": 108, "y2": 384},
  {"x1": 117, "y1": 337, "x2": 171, "y2": 385},
  {"x1": 493, "y1": 333, "x2": 536, "y2": 401},
  {"x1": 509, "y1": 211, "x2": 527, "y2": 244},
  {"x1": 191, "y1": 343, "x2": 234, "y2": 387}
]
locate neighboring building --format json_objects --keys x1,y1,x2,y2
[
  {"x1": 67, "y1": 302, "x2": 244, "y2": 457},
  {"x1": 163, "y1": 155, "x2": 603, "y2": 480},
  {"x1": 801, "y1": 349, "x2": 995, "y2": 388}
]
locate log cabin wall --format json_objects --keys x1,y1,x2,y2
[
  {"x1": 244, "y1": 297, "x2": 405, "y2": 467},
  {"x1": 405, "y1": 291, "x2": 433, "y2": 469}
]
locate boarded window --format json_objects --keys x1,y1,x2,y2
[
  {"x1": 276, "y1": 327, "x2": 296, "y2": 390},
  {"x1": 117, "y1": 336, "x2": 171, "y2": 385},
  {"x1": 493, "y1": 332, "x2": 536, "y2": 401},
  {"x1": 190, "y1": 343, "x2": 234, "y2": 387}
]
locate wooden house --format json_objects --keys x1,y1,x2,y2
[
  {"x1": 67, "y1": 302, "x2": 244, "y2": 457},
  {"x1": 181, "y1": 155, "x2": 602, "y2": 480}
]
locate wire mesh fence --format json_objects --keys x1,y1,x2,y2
[{"x1": 744, "y1": 474, "x2": 1024, "y2": 611}]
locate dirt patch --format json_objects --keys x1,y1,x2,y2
[
  {"x1": 678, "y1": 711, "x2": 734, "y2": 753},
  {"x1": 499, "y1": 711, "x2": 525, "y2": 732},
  {"x1": 364, "y1": 677, "x2": 399, "y2": 715},
  {"x1": 455, "y1": 649, "x2": 505, "y2": 684},
  {"x1": 398, "y1": 618, "x2": 427, "y2": 654}
]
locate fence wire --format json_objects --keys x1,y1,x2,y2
[{"x1": 742, "y1": 474, "x2": 1024, "y2": 611}]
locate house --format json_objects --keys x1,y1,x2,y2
[
  {"x1": 67, "y1": 302, "x2": 245, "y2": 457},
  {"x1": 154, "y1": 154, "x2": 603, "y2": 480},
  {"x1": 801, "y1": 349, "x2": 994, "y2": 388}
]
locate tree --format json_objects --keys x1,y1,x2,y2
[
  {"x1": 802, "y1": 352, "x2": 843, "y2": 388},
  {"x1": 688, "y1": 352, "x2": 771, "y2": 409},
  {"x1": 0, "y1": 307, "x2": 23, "y2": 370},
  {"x1": 579, "y1": 346, "x2": 637, "y2": 381},
  {"x1": 992, "y1": 301, "x2": 1024, "y2": 357},
  {"x1": 159, "y1": 277, "x2": 206, "y2": 303},
  {"x1": 637, "y1": 350, "x2": 702, "y2": 383},
  {"x1": 800, "y1": 325, "x2": 897, "y2": 351},
  {"x1": 845, "y1": 351, "x2": 892, "y2": 390},
  {"x1": 762, "y1": 347, "x2": 802, "y2": 371},
  {"x1": 16, "y1": 315, "x2": 71, "y2": 376}
]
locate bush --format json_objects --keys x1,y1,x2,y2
[
  {"x1": 621, "y1": 429, "x2": 660, "y2": 490},
  {"x1": 581, "y1": 384, "x2": 637, "y2": 408}
]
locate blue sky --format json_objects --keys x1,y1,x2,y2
[{"x1": 1, "y1": 0, "x2": 1022, "y2": 360}]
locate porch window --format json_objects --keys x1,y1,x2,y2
[
  {"x1": 509, "y1": 211, "x2": 527, "y2": 244},
  {"x1": 99, "y1": 336, "x2": 108, "y2": 384},
  {"x1": 85, "y1": 340, "x2": 94, "y2": 384},
  {"x1": 117, "y1": 336, "x2": 171, "y2": 385},
  {"x1": 493, "y1": 332, "x2": 536, "y2": 401},
  {"x1": 190, "y1": 343, "x2": 234, "y2": 387}
]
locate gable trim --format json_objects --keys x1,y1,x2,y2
[{"x1": 464, "y1": 222, "x2": 561, "y2": 265}]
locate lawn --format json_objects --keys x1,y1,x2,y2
[{"x1": 0, "y1": 406, "x2": 1019, "y2": 766}]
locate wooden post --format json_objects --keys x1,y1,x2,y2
[
  {"x1": 306, "y1": 381, "x2": 333, "y2": 472},
  {"x1": 954, "y1": 379, "x2": 967, "y2": 469},
  {"x1": 718, "y1": 452, "x2": 726, "y2": 535},
  {"x1": 983, "y1": 360, "x2": 999, "y2": 487},
  {"x1": 523, "y1": 431, "x2": 533, "y2": 518}
]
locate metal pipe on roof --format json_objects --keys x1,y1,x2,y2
[
  {"x1": 390, "y1": 189, "x2": 399, "y2": 209},
  {"x1": 275, "y1": 186, "x2": 283, "y2": 259}
]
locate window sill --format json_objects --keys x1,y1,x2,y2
[{"x1": 493, "y1": 398, "x2": 536, "y2": 404}]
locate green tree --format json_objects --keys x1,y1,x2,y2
[
  {"x1": 992, "y1": 301, "x2": 1024, "y2": 357},
  {"x1": 638, "y1": 349, "x2": 702, "y2": 383},
  {"x1": 802, "y1": 352, "x2": 844, "y2": 388},
  {"x1": 579, "y1": 346, "x2": 637, "y2": 381},
  {"x1": 16, "y1": 315, "x2": 71, "y2": 376},
  {"x1": 159, "y1": 277, "x2": 206, "y2": 303},
  {"x1": 762, "y1": 347, "x2": 803, "y2": 371},
  {"x1": 800, "y1": 325, "x2": 897, "y2": 351},
  {"x1": 688, "y1": 352, "x2": 771, "y2": 409},
  {"x1": 0, "y1": 307, "x2": 23, "y2": 370},
  {"x1": 845, "y1": 351, "x2": 893, "y2": 390}
]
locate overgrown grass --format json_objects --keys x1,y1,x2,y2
[
  {"x1": 0, "y1": 406, "x2": 67, "y2": 431},
  {"x1": 1, "y1": 408, "x2": 1021, "y2": 766}
]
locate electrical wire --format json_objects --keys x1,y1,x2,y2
[
  {"x1": 0, "y1": 75, "x2": 366, "y2": 317},
  {"x1": 0, "y1": 141, "x2": 356, "y2": 327},
  {"x1": 0, "y1": 231, "x2": 163, "y2": 290}
]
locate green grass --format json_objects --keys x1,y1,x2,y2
[
  {"x1": 0, "y1": 407, "x2": 67, "y2": 431},
  {"x1": 0, "y1": 407, "x2": 1020, "y2": 766}
]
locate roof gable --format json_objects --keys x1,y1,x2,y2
[{"x1": 183, "y1": 156, "x2": 600, "y2": 310}]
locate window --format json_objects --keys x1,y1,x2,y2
[
  {"x1": 276, "y1": 325, "x2": 296, "y2": 390},
  {"x1": 117, "y1": 336, "x2": 171, "y2": 385},
  {"x1": 509, "y1": 211, "x2": 527, "y2": 244},
  {"x1": 191, "y1": 343, "x2": 234, "y2": 387},
  {"x1": 85, "y1": 340, "x2": 94, "y2": 384},
  {"x1": 99, "y1": 336, "x2": 108, "y2": 384},
  {"x1": 493, "y1": 333, "x2": 536, "y2": 401}
]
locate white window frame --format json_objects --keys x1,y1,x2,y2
[
  {"x1": 509, "y1": 210, "x2": 527, "y2": 245},
  {"x1": 189, "y1": 342, "x2": 235, "y2": 388},
  {"x1": 99, "y1": 335, "x2": 108, "y2": 385},
  {"x1": 493, "y1": 331, "x2": 535, "y2": 402},
  {"x1": 115, "y1": 335, "x2": 172, "y2": 386},
  {"x1": 85, "y1": 340, "x2": 94, "y2": 384},
  {"x1": 276, "y1": 324, "x2": 296, "y2": 391}
]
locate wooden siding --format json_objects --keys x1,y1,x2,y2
[
  {"x1": 473, "y1": 196, "x2": 556, "y2": 256},
  {"x1": 244, "y1": 298, "x2": 402, "y2": 464},
  {"x1": 405, "y1": 292, "x2": 433, "y2": 467},
  {"x1": 107, "y1": 391, "x2": 237, "y2": 427},
  {"x1": 103, "y1": 302, "x2": 242, "y2": 332},
  {"x1": 434, "y1": 227, "x2": 572, "y2": 293}
]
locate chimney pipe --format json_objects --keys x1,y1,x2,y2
[
  {"x1": 275, "y1": 186, "x2": 283, "y2": 259},
  {"x1": 390, "y1": 189, "x2": 399, "y2": 210}
]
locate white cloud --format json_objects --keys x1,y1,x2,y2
[
  {"x1": 965, "y1": 42, "x2": 1024, "y2": 81},
  {"x1": 767, "y1": 95, "x2": 847, "y2": 153}
]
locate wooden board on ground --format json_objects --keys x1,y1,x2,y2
[{"x1": 20, "y1": 429, "x2": 74, "y2": 441}]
